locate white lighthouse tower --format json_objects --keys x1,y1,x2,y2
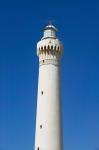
[{"x1": 35, "y1": 23, "x2": 63, "y2": 150}]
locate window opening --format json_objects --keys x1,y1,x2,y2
[
  {"x1": 37, "y1": 147, "x2": 39, "y2": 150},
  {"x1": 40, "y1": 125, "x2": 42, "y2": 129},
  {"x1": 41, "y1": 91, "x2": 43, "y2": 95}
]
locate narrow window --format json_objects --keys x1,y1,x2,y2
[
  {"x1": 37, "y1": 147, "x2": 39, "y2": 150},
  {"x1": 41, "y1": 91, "x2": 43, "y2": 95},
  {"x1": 40, "y1": 125, "x2": 42, "y2": 129},
  {"x1": 43, "y1": 60, "x2": 44, "y2": 63}
]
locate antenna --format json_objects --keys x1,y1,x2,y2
[
  {"x1": 44, "y1": 18, "x2": 56, "y2": 25},
  {"x1": 48, "y1": 20, "x2": 52, "y2": 25}
]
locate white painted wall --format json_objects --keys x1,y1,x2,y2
[{"x1": 35, "y1": 60, "x2": 63, "y2": 150}]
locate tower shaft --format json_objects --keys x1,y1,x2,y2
[{"x1": 35, "y1": 24, "x2": 63, "y2": 150}]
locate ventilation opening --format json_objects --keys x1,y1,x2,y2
[
  {"x1": 41, "y1": 91, "x2": 43, "y2": 95},
  {"x1": 40, "y1": 125, "x2": 42, "y2": 129}
]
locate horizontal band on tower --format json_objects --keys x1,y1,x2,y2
[
  {"x1": 39, "y1": 59, "x2": 59, "y2": 66},
  {"x1": 37, "y1": 38, "x2": 63, "y2": 57}
]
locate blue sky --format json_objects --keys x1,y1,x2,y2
[{"x1": 0, "y1": 0, "x2": 99, "y2": 150}]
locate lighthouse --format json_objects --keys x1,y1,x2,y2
[{"x1": 35, "y1": 24, "x2": 63, "y2": 150}]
